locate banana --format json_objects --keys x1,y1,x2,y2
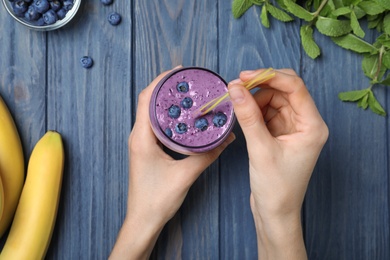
[
  {"x1": 0, "y1": 95, "x2": 25, "y2": 238},
  {"x1": 0, "y1": 173, "x2": 4, "y2": 221},
  {"x1": 0, "y1": 131, "x2": 64, "y2": 259}
]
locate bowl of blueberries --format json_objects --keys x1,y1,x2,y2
[{"x1": 2, "y1": 0, "x2": 81, "y2": 31}]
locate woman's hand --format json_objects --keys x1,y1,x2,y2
[
  {"x1": 228, "y1": 69, "x2": 328, "y2": 259},
  {"x1": 110, "y1": 67, "x2": 235, "y2": 260}
]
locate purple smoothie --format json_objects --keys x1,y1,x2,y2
[{"x1": 149, "y1": 67, "x2": 235, "y2": 154}]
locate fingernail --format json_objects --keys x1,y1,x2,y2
[
  {"x1": 241, "y1": 70, "x2": 256, "y2": 75},
  {"x1": 229, "y1": 85, "x2": 245, "y2": 104},
  {"x1": 229, "y1": 78, "x2": 241, "y2": 85},
  {"x1": 173, "y1": 65, "x2": 183, "y2": 69}
]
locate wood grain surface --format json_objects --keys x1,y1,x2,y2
[{"x1": 0, "y1": 0, "x2": 388, "y2": 259}]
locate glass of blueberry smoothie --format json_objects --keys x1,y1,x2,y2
[{"x1": 149, "y1": 67, "x2": 235, "y2": 155}]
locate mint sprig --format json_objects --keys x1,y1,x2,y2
[{"x1": 231, "y1": 0, "x2": 390, "y2": 116}]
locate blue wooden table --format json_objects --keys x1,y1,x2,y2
[{"x1": 1, "y1": 0, "x2": 389, "y2": 259}]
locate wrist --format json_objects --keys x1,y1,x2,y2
[
  {"x1": 252, "y1": 210, "x2": 307, "y2": 260},
  {"x1": 109, "y1": 211, "x2": 165, "y2": 260}
]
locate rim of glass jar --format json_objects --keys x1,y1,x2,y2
[{"x1": 149, "y1": 66, "x2": 236, "y2": 154}]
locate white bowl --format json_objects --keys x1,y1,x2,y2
[{"x1": 2, "y1": 0, "x2": 81, "y2": 31}]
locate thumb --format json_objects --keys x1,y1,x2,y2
[{"x1": 228, "y1": 84, "x2": 271, "y2": 146}]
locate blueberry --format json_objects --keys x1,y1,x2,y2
[
  {"x1": 180, "y1": 97, "x2": 193, "y2": 109},
  {"x1": 12, "y1": 1, "x2": 29, "y2": 16},
  {"x1": 80, "y1": 56, "x2": 93, "y2": 69},
  {"x1": 212, "y1": 112, "x2": 227, "y2": 127},
  {"x1": 100, "y1": 0, "x2": 113, "y2": 5},
  {"x1": 50, "y1": 0, "x2": 62, "y2": 11},
  {"x1": 33, "y1": 0, "x2": 50, "y2": 14},
  {"x1": 24, "y1": 5, "x2": 40, "y2": 21},
  {"x1": 42, "y1": 9, "x2": 57, "y2": 25},
  {"x1": 62, "y1": 0, "x2": 73, "y2": 11},
  {"x1": 56, "y1": 8, "x2": 67, "y2": 20},
  {"x1": 35, "y1": 16, "x2": 45, "y2": 26},
  {"x1": 108, "y1": 12, "x2": 121, "y2": 26},
  {"x1": 175, "y1": 123, "x2": 187, "y2": 134},
  {"x1": 168, "y1": 105, "x2": 181, "y2": 119},
  {"x1": 176, "y1": 82, "x2": 189, "y2": 93},
  {"x1": 165, "y1": 128, "x2": 173, "y2": 138},
  {"x1": 195, "y1": 118, "x2": 208, "y2": 131}
]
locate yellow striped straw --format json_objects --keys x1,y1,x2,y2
[{"x1": 193, "y1": 68, "x2": 276, "y2": 117}]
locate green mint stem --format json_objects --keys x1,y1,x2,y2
[{"x1": 313, "y1": 0, "x2": 328, "y2": 17}]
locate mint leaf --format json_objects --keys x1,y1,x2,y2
[
  {"x1": 332, "y1": 7, "x2": 351, "y2": 17},
  {"x1": 338, "y1": 89, "x2": 370, "y2": 101},
  {"x1": 383, "y1": 13, "x2": 390, "y2": 35},
  {"x1": 261, "y1": 5, "x2": 270, "y2": 28},
  {"x1": 232, "y1": 0, "x2": 253, "y2": 18},
  {"x1": 376, "y1": 0, "x2": 390, "y2": 10},
  {"x1": 379, "y1": 73, "x2": 390, "y2": 85},
  {"x1": 368, "y1": 90, "x2": 386, "y2": 116},
  {"x1": 300, "y1": 25, "x2": 321, "y2": 59},
  {"x1": 362, "y1": 54, "x2": 380, "y2": 79},
  {"x1": 357, "y1": 93, "x2": 369, "y2": 109},
  {"x1": 315, "y1": 16, "x2": 352, "y2": 37},
  {"x1": 331, "y1": 34, "x2": 378, "y2": 53},
  {"x1": 284, "y1": 0, "x2": 314, "y2": 22},
  {"x1": 266, "y1": 3, "x2": 294, "y2": 22},
  {"x1": 382, "y1": 51, "x2": 390, "y2": 69},
  {"x1": 350, "y1": 11, "x2": 365, "y2": 38},
  {"x1": 358, "y1": 1, "x2": 386, "y2": 15}
]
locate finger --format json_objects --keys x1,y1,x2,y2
[
  {"x1": 176, "y1": 133, "x2": 236, "y2": 184},
  {"x1": 241, "y1": 69, "x2": 320, "y2": 118},
  {"x1": 132, "y1": 66, "x2": 182, "y2": 145},
  {"x1": 228, "y1": 83, "x2": 273, "y2": 149}
]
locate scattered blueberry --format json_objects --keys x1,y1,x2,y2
[
  {"x1": 43, "y1": 9, "x2": 58, "y2": 25},
  {"x1": 12, "y1": 1, "x2": 29, "y2": 16},
  {"x1": 175, "y1": 123, "x2": 188, "y2": 134},
  {"x1": 176, "y1": 82, "x2": 189, "y2": 93},
  {"x1": 50, "y1": 0, "x2": 62, "y2": 12},
  {"x1": 165, "y1": 128, "x2": 173, "y2": 138},
  {"x1": 195, "y1": 118, "x2": 208, "y2": 131},
  {"x1": 56, "y1": 8, "x2": 67, "y2": 20},
  {"x1": 80, "y1": 56, "x2": 93, "y2": 69},
  {"x1": 180, "y1": 97, "x2": 193, "y2": 109},
  {"x1": 100, "y1": 0, "x2": 113, "y2": 5},
  {"x1": 33, "y1": 0, "x2": 50, "y2": 14},
  {"x1": 108, "y1": 12, "x2": 121, "y2": 26},
  {"x1": 168, "y1": 105, "x2": 181, "y2": 119},
  {"x1": 24, "y1": 5, "x2": 40, "y2": 21},
  {"x1": 213, "y1": 112, "x2": 227, "y2": 127}
]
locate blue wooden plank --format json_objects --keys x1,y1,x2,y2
[
  {"x1": 44, "y1": 1, "x2": 132, "y2": 259},
  {"x1": 303, "y1": 29, "x2": 390, "y2": 259},
  {"x1": 0, "y1": 5, "x2": 47, "y2": 247},
  {"x1": 0, "y1": 8, "x2": 47, "y2": 159},
  {"x1": 217, "y1": 2, "x2": 301, "y2": 259},
  {"x1": 133, "y1": 0, "x2": 220, "y2": 259}
]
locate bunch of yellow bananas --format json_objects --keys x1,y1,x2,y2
[{"x1": 0, "y1": 95, "x2": 64, "y2": 259}]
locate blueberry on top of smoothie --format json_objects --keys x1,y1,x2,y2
[
  {"x1": 176, "y1": 82, "x2": 189, "y2": 93},
  {"x1": 165, "y1": 128, "x2": 173, "y2": 138},
  {"x1": 168, "y1": 105, "x2": 181, "y2": 119},
  {"x1": 175, "y1": 123, "x2": 188, "y2": 134},
  {"x1": 195, "y1": 118, "x2": 208, "y2": 131},
  {"x1": 180, "y1": 97, "x2": 193, "y2": 109},
  {"x1": 213, "y1": 112, "x2": 227, "y2": 127},
  {"x1": 12, "y1": 0, "x2": 29, "y2": 16}
]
